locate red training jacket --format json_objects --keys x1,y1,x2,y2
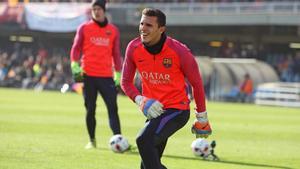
[
  {"x1": 70, "y1": 20, "x2": 122, "y2": 77},
  {"x1": 121, "y1": 36, "x2": 206, "y2": 112}
]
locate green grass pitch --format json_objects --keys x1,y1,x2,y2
[{"x1": 0, "y1": 88, "x2": 300, "y2": 169}]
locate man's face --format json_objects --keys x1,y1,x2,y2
[
  {"x1": 139, "y1": 15, "x2": 165, "y2": 46},
  {"x1": 91, "y1": 5, "x2": 105, "y2": 22}
]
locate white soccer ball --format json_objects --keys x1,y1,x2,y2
[
  {"x1": 109, "y1": 134, "x2": 130, "y2": 153},
  {"x1": 191, "y1": 138, "x2": 211, "y2": 157}
]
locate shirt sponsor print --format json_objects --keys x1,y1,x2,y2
[
  {"x1": 90, "y1": 37, "x2": 110, "y2": 46},
  {"x1": 141, "y1": 71, "x2": 171, "y2": 84}
]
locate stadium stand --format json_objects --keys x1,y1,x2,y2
[{"x1": 0, "y1": 42, "x2": 72, "y2": 90}]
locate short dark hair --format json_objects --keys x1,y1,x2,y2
[{"x1": 142, "y1": 8, "x2": 166, "y2": 27}]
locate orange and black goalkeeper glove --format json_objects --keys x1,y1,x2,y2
[{"x1": 191, "y1": 111, "x2": 212, "y2": 138}]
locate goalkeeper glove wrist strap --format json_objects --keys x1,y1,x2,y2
[
  {"x1": 195, "y1": 111, "x2": 208, "y2": 123},
  {"x1": 134, "y1": 95, "x2": 143, "y2": 106}
]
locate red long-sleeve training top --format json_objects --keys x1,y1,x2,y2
[
  {"x1": 121, "y1": 36, "x2": 206, "y2": 112},
  {"x1": 70, "y1": 20, "x2": 122, "y2": 77}
]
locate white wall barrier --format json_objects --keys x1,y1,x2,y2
[{"x1": 255, "y1": 82, "x2": 300, "y2": 108}]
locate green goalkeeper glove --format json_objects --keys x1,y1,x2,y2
[
  {"x1": 114, "y1": 71, "x2": 121, "y2": 86},
  {"x1": 71, "y1": 61, "x2": 83, "y2": 82}
]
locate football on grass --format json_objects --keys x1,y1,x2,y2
[
  {"x1": 109, "y1": 134, "x2": 130, "y2": 153},
  {"x1": 191, "y1": 138, "x2": 211, "y2": 157}
]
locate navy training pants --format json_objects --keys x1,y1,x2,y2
[
  {"x1": 83, "y1": 75, "x2": 121, "y2": 140},
  {"x1": 137, "y1": 108, "x2": 190, "y2": 169}
]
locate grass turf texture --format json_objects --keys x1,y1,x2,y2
[{"x1": 0, "y1": 88, "x2": 299, "y2": 169}]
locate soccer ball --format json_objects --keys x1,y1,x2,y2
[
  {"x1": 109, "y1": 134, "x2": 130, "y2": 153},
  {"x1": 191, "y1": 138, "x2": 211, "y2": 157}
]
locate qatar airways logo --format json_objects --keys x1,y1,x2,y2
[
  {"x1": 141, "y1": 71, "x2": 171, "y2": 84},
  {"x1": 90, "y1": 37, "x2": 110, "y2": 46}
]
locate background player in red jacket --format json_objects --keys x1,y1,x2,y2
[
  {"x1": 70, "y1": 0, "x2": 124, "y2": 149},
  {"x1": 121, "y1": 8, "x2": 212, "y2": 169}
]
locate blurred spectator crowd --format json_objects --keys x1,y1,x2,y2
[
  {"x1": 266, "y1": 52, "x2": 300, "y2": 82},
  {"x1": 1, "y1": 41, "x2": 299, "y2": 92},
  {"x1": 208, "y1": 39, "x2": 300, "y2": 82},
  {"x1": 0, "y1": 43, "x2": 72, "y2": 91}
]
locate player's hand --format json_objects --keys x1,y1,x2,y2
[
  {"x1": 114, "y1": 71, "x2": 121, "y2": 86},
  {"x1": 191, "y1": 111, "x2": 212, "y2": 138},
  {"x1": 71, "y1": 61, "x2": 83, "y2": 82},
  {"x1": 135, "y1": 95, "x2": 164, "y2": 119}
]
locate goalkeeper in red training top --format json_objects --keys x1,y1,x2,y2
[
  {"x1": 70, "y1": 0, "x2": 124, "y2": 149},
  {"x1": 121, "y1": 8, "x2": 212, "y2": 169}
]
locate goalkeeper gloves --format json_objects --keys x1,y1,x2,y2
[
  {"x1": 135, "y1": 95, "x2": 164, "y2": 119},
  {"x1": 191, "y1": 111, "x2": 212, "y2": 138},
  {"x1": 71, "y1": 61, "x2": 83, "y2": 82},
  {"x1": 114, "y1": 71, "x2": 121, "y2": 86}
]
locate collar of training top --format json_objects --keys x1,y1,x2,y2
[
  {"x1": 92, "y1": 17, "x2": 108, "y2": 27},
  {"x1": 143, "y1": 32, "x2": 167, "y2": 55}
]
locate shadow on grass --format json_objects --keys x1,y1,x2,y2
[
  {"x1": 163, "y1": 154, "x2": 293, "y2": 169},
  {"x1": 98, "y1": 146, "x2": 293, "y2": 169}
]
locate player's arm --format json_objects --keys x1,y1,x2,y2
[
  {"x1": 70, "y1": 24, "x2": 84, "y2": 82},
  {"x1": 121, "y1": 42, "x2": 140, "y2": 101},
  {"x1": 112, "y1": 26, "x2": 122, "y2": 86},
  {"x1": 179, "y1": 47, "x2": 212, "y2": 138},
  {"x1": 70, "y1": 24, "x2": 84, "y2": 63}
]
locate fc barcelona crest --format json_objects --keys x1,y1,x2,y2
[
  {"x1": 106, "y1": 30, "x2": 111, "y2": 36},
  {"x1": 163, "y1": 58, "x2": 172, "y2": 68}
]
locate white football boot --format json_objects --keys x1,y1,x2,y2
[{"x1": 85, "y1": 139, "x2": 96, "y2": 149}]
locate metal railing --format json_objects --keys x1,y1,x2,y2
[
  {"x1": 108, "y1": 2, "x2": 300, "y2": 15},
  {"x1": 1, "y1": 2, "x2": 300, "y2": 25},
  {"x1": 106, "y1": 2, "x2": 300, "y2": 25}
]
